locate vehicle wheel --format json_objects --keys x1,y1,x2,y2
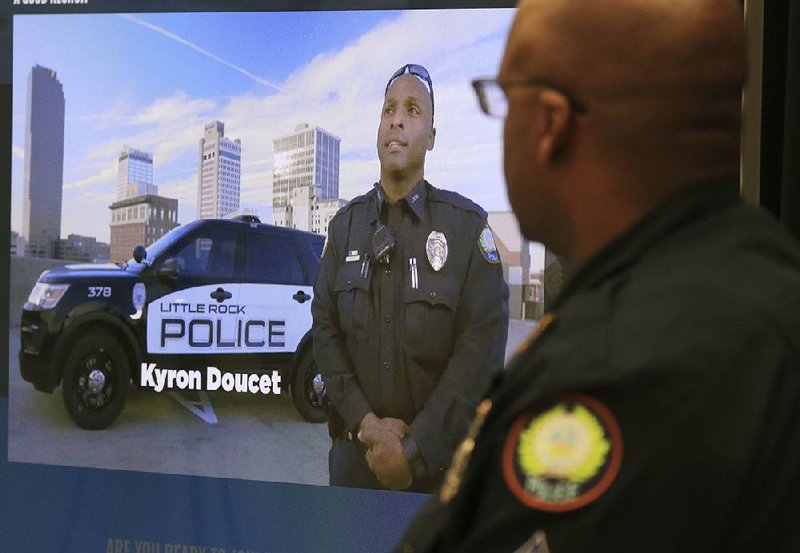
[
  {"x1": 61, "y1": 330, "x2": 130, "y2": 430},
  {"x1": 291, "y1": 349, "x2": 327, "y2": 423}
]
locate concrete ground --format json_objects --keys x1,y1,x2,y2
[{"x1": 7, "y1": 319, "x2": 537, "y2": 485}]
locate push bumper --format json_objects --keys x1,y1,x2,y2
[{"x1": 19, "y1": 310, "x2": 60, "y2": 393}]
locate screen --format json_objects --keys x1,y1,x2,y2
[{"x1": 1, "y1": 2, "x2": 521, "y2": 552}]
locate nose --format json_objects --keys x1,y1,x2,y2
[{"x1": 389, "y1": 111, "x2": 405, "y2": 129}]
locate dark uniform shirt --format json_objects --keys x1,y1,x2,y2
[
  {"x1": 396, "y1": 180, "x2": 800, "y2": 552},
  {"x1": 312, "y1": 179, "x2": 509, "y2": 486}
]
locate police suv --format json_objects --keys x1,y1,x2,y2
[{"x1": 19, "y1": 215, "x2": 328, "y2": 429}]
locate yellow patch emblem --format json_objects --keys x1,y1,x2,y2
[
  {"x1": 503, "y1": 395, "x2": 622, "y2": 512},
  {"x1": 519, "y1": 403, "x2": 610, "y2": 483}
]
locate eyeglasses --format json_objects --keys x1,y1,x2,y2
[
  {"x1": 386, "y1": 63, "x2": 435, "y2": 122},
  {"x1": 471, "y1": 77, "x2": 588, "y2": 118}
]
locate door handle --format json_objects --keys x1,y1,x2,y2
[
  {"x1": 210, "y1": 287, "x2": 232, "y2": 303},
  {"x1": 293, "y1": 291, "x2": 312, "y2": 303}
]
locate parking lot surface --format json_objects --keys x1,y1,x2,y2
[{"x1": 7, "y1": 320, "x2": 536, "y2": 485}]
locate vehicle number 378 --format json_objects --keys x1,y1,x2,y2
[{"x1": 88, "y1": 286, "x2": 112, "y2": 298}]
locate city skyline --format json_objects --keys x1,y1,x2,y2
[{"x1": 11, "y1": 9, "x2": 515, "y2": 244}]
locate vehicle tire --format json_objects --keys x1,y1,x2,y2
[
  {"x1": 291, "y1": 349, "x2": 327, "y2": 423},
  {"x1": 61, "y1": 330, "x2": 130, "y2": 430}
]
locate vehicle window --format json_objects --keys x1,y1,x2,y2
[
  {"x1": 246, "y1": 233, "x2": 305, "y2": 285},
  {"x1": 173, "y1": 229, "x2": 237, "y2": 279}
]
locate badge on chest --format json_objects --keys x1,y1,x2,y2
[{"x1": 426, "y1": 230, "x2": 447, "y2": 271}]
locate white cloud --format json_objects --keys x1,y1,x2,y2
[
  {"x1": 226, "y1": 8, "x2": 512, "y2": 205},
  {"x1": 66, "y1": 95, "x2": 139, "y2": 128},
  {"x1": 73, "y1": 91, "x2": 218, "y2": 188},
  {"x1": 130, "y1": 92, "x2": 217, "y2": 128},
  {"x1": 43, "y1": 9, "x2": 515, "y2": 240},
  {"x1": 270, "y1": 9, "x2": 513, "y2": 205},
  {"x1": 340, "y1": 158, "x2": 381, "y2": 201},
  {"x1": 64, "y1": 161, "x2": 117, "y2": 191},
  {"x1": 158, "y1": 175, "x2": 197, "y2": 201},
  {"x1": 73, "y1": 189, "x2": 116, "y2": 205}
]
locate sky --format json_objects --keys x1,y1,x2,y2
[{"x1": 11, "y1": 9, "x2": 540, "y2": 264}]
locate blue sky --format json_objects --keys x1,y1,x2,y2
[{"x1": 11, "y1": 9, "x2": 519, "y2": 248}]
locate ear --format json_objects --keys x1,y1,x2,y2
[
  {"x1": 534, "y1": 89, "x2": 573, "y2": 164},
  {"x1": 427, "y1": 126, "x2": 437, "y2": 151}
]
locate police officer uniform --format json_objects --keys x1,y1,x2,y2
[
  {"x1": 312, "y1": 178, "x2": 509, "y2": 491},
  {"x1": 395, "y1": 180, "x2": 800, "y2": 551}
]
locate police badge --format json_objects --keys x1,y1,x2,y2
[{"x1": 426, "y1": 231, "x2": 448, "y2": 271}]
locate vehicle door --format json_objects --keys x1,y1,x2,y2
[
  {"x1": 145, "y1": 226, "x2": 243, "y2": 359},
  {"x1": 240, "y1": 229, "x2": 313, "y2": 357}
]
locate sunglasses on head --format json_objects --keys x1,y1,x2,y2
[{"x1": 385, "y1": 63, "x2": 435, "y2": 122}]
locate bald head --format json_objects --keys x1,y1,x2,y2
[{"x1": 503, "y1": 0, "x2": 747, "y2": 185}]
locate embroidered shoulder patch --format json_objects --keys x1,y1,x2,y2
[
  {"x1": 478, "y1": 225, "x2": 500, "y2": 264},
  {"x1": 502, "y1": 394, "x2": 622, "y2": 512}
]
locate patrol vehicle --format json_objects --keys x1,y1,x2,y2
[{"x1": 19, "y1": 215, "x2": 328, "y2": 429}]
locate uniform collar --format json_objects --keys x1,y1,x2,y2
[
  {"x1": 552, "y1": 179, "x2": 741, "y2": 310},
  {"x1": 373, "y1": 179, "x2": 428, "y2": 222}
]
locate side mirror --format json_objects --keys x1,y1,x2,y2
[
  {"x1": 133, "y1": 245, "x2": 147, "y2": 263},
  {"x1": 158, "y1": 257, "x2": 179, "y2": 278}
]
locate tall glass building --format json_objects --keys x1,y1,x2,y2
[
  {"x1": 117, "y1": 146, "x2": 154, "y2": 200},
  {"x1": 197, "y1": 120, "x2": 241, "y2": 219},
  {"x1": 272, "y1": 123, "x2": 340, "y2": 230},
  {"x1": 22, "y1": 65, "x2": 65, "y2": 258}
]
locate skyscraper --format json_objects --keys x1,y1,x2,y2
[
  {"x1": 110, "y1": 147, "x2": 179, "y2": 262},
  {"x1": 118, "y1": 146, "x2": 154, "y2": 200},
  {"x1": 272, "y1": 123, "x2": 340, "y2": 230},
  {"x1": 197, "y1": 120, "x2": 241, "y2": 219},
  {"x1": 22, "y1": 65, "x2": 65, "y2": 258}
]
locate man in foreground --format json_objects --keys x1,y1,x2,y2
[
  {"x1": 395, "y1": 0, "x2": 800, "y2": 550},
  {"x1": 312, "y1": 65, "x2": 509, "y2": 492}
]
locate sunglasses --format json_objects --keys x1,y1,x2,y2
[{"x1": 385, "y1": 64, "x2": 435, "y2": 122}]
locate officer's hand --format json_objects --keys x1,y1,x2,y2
[
  {"x1": 358, "y1": 412, "x2": 382, "y2": 447},
  {"x1": 380, "y1": 417, "x2": 408, "y2": 439},
  {"x1": 365, "y1": 431, "x2": 412, "y2": 490},
  {"x1": 358, "y1": 413, "x2": 406, "y2": 446}
]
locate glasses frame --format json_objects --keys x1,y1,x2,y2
[
  {"x1": 385, "y1": 63, "x2": 435, "y2": 122},
  {"x1": 471, "y1": 77, "x2": 588, "y2": 118}
]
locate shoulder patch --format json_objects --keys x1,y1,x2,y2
[
  {"x1": 479, "y1": 225, "x2": 501, "y2": 264},
  {"x1": 502, "y1": 394, "x2": 623, "y2": 512}
]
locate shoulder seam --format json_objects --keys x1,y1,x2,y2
[
  {"x1": 428, "y1": 184, "x2": 487, "y2": 219},
  {"x1": 329, "y1": 190, "x2": 373, "y2": 223}
]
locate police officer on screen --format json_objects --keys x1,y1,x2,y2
[
  {"x1": 393, "y1": 0, "x2": 800, "y2": 551},
  {"x1": 311, "y1": 64, "x2": 509, "y2": 492}
]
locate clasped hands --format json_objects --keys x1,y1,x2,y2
[{"x1": 358, "y1": 412, "x2": 412, "y2": 490}]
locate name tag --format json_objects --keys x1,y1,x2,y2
[{"x1": 346, "y1": 250, "x2": 361, "y2": 263}]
